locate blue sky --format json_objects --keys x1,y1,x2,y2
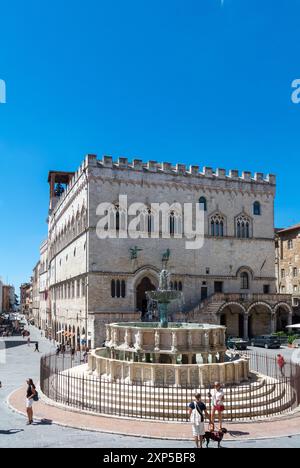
[{"x1": 0, "y1": 0, "x2": 300, "y2": 291}]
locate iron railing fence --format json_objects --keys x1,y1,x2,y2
[{"x1": 40, "y1": 351, "x2": 300, "y2": 422}]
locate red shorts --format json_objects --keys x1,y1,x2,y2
[{"x1": 214, "y1": 404, "x2": 225, "y2": 413}]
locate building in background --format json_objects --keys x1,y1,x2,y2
[
  {"x1": 20, "y1": 282, "x2": 32, "y2": 316},
  {"x1": 276, "y1": 224, "x2": 300, "y2": 322},
  {"x1": 0, "y1": 279, "x2": 3, "y2": 313},
  {"x1": 32, "y1": 261, "x2": 40, "y2": 325},
  {"x1": 33, "y1": 154, "x2": 294, "y2": 348},
  {"x1": 1, "y1": 284, "x2": 15, "y2": 312},
  {"x1": 39, "y1": 240, "x2": 50, "y2": 336}
]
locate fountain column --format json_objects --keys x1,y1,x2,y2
[
  {"x1": 202, "y1": 353, "x2": 209, "y2": 364},
  {"x1": 159, "y1": 303, "x2": 169, "y2": 328},
  {"x1": 171, "y1": 332, "x2": 178, "y2": 352},
  {"x1": 125, "y1": 328, "x2": 132, "y2": 348},
  {"x1": 175, "y1": 367, "x2": 181, "y2": 387},
  {"x1": 105, "y1": 327, "x2": 111, "y2": 345}
]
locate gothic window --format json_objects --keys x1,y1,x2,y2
[
  {"x1": 121, "y1": 280, "x2": 126, "y2": 298},
  {"x1": 170, "y1": 211, "x2": 175, "y2": 236},
  {"x1": 111, "y1": 280, "x2": 116, "y2": 298},
  {"x1": 210, "y1": 214, "x2": 225, "y2": 237},
  {"x1": 111, "y1": 279, "x2": 126, "y2": 298},
  {"x1": 116, "y1": 208, "x2": 120, "y2": 232},
  {"x1": 178, "y1": 281, "x2": 183, "y2": 291},
  {"x1": 169, "y1": 208, "x2": 182, "y2": 237},
  {"x1": 199, "y1": 197, "x2": 207, "y2": 211},
  {"x1": 241, "y1": 272, "x2": 250, "y2": 290},
  {"x1": 293, "y1": 267, "x2": 298, "y2": 278},
  {"x1": 148, "y1": 209, "x2": 153, "y2": 235},
  {"x1": 76, "y1": 212, "x2": 80, "y2": 235},
  {"x1": 253, "y1": 201, "x2": 261, "y2": 216},
  {"x1": 71, "y1": 216, "x2": 76, "y2": 238},
  {"x1": 116, "y1": 280, "x2": 121, "y2": 298},
  {"x1": 288, "y1": 240, "x2": 293, "y2": 250},
  {"x1": 236, "y1": 215, "x2": 251, "y2": 239}
]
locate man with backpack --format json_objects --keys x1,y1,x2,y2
[{"x1": 188, "y1": 393, "x2": 212, "y2": 449}]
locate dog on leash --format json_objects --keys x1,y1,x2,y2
[{"x1": 204, "y1": 427, "x2": 228, "y2": 448}]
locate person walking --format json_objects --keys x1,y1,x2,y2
[
  {"x1": 277, "y1": 354, "x2": 286, "y2": 377},
  {"x1": 27, "y1": 337, "x2": 31, "y2": 347},
  {"x1": 209, "y1": 382, "x2": 225, "y2": 431},
  {"x1": 26, "y1": 379, "x2": 37, "y2": 425},
  {"x1": 34, "y1": 342, "x2": 39, "y2": 353},
  {"x1": 188, "y1": 393, "x2": 211, "y2": 449}
]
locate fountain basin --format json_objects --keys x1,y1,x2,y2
[
  {"x1": 105, "y1": 322, "x2": 227, "y2": 357},
  {"x1": 88, "y1": 348, "x2": 250, "y2": 386}
]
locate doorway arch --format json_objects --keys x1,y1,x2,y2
[{"x1": 136, "y1": 277, "x2": 156, "y2": 319}]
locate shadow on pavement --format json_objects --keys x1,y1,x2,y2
[
  {"x1": 32, "y1": 419, "x2": 53, "y2": 426},
  {"x1": 228, "y1": 431, "x2": 250, "y2": 437},
  {"x1": 0, "y1": 429, "x2": 24, "y2": 435}
]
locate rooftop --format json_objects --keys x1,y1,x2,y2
[{"x1": 277, "y1": 223, "x2": 300, "y2": 234}]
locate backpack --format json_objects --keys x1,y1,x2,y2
[
  {"x1": 190, "y1": 402, "x2": 203, "y2": 425},
  {"x1": 33, "y1": 391, "x2": 39, "y2": 402}
]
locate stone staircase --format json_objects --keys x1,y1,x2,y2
[
  {"x1": 182, "y1": 294, "x2": 224, "y2": 324},
  {"x1": 46, "y1": 366, "x2": 297, "y2": 422}
]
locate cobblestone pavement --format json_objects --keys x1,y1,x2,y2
[{"x1": 0, "y1": 327, "x2": 299, "y2": 448}]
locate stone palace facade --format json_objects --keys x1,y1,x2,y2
[
  {"x1": 33, "y1": 154, "x2": 293, "y2": 348},
  {"x1": 276, "y1": 224, "x2": 300, "y2": 320}
]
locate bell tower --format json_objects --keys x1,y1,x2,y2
[{"x1": 48, "y1": 171, "x2": 75, "y2": 213}]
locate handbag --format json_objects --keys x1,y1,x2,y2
[
  {"x1": 190, "y1": 401, "x2": 203, "y2": 425},
  {"x1": 33, "y1": 391, "x2": 39, "y2": 402}
]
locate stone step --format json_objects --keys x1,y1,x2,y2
[
  {"x1": 57, "y1": 394, "x2": 295, "y2": 421},
  {"x1": 53, "y1": 383, "x2": 292, "y2": 410},
  {"x1": 58, "y1": 382, "x2": 281, "y2": 403}
]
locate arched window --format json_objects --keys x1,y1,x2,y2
[
  {"x1": 116, "y1": 208, "x2": 120, "y2": 232},
  {"x1": 111, "y1": 280, "x2": 116, "y2": 298},
  {"x1": 147, "y1": 209, "x2": 153, "y2": 235},
  {"x1": 170, "y1": 211, "x2": 175, "y2": 236},
  {"x1": 116, "y1": 280, "x2": 121, "y2": 298},
  {"x1": 210, "y1": 214, "x2": 225, "y2": 237},
  {"x1": 178, "y1": 282, "x2": 183, "y2": 291},
  {"x1": 111, "y1": 279, "x2": 126, "y2": 298},
  {"x1": 236, "y1": 215, "x2": 251, "y2": 239},
  {"x1": 174, "y1": 281, "x2": 178, "y2": 291},
  {"x1": 121, "y1": 280, "x2": 126, "y2": 298},
  {"x1": 199, "y1": 197, "x2": 207, "y2": 212},
  {"x1": 241, "y1": 272, "x2": 250, "y2": 290},
  {"x1": 169, "y1": 207, "x2": 182, "y2": 238},
  {"x1": 253, "y1": 201, "x2": 261, "y2": 216}
]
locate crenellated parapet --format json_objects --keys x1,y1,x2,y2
[
  {"x1": 93, "y1": 155, "x2": 276, "y2": 185},
  {"x1": 48, "y1": 153, "x2": 276, "y2": 223}
]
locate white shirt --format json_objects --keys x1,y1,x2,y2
[{"x1": 211, "y1": 388, "x2": 224, "y2": 406}]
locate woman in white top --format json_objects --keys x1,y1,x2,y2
[{"x1": 209, "y1": 382, "x2": 225, "y2": 430}]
